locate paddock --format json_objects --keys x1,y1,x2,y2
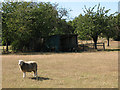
[{"x1": 2, "y1": 40, "x2": 119, "y2": 88}]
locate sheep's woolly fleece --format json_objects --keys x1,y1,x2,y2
[{"x1": 18, "y1": 60, "x2": 37, "y2": 78}]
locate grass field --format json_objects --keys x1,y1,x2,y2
[{"x1": 2, "y1": 40, "x2": 119, "y2": 88}]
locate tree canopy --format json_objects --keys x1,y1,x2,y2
[
  {"x1": 74, "y1": 3, "x2": 118, "y2": 49},
  {"x1": 2, "y1": 1, "x2": 72, "y2": 52},
  {"x1": 2, "y1": 2, "x2": 119, "y2": 52}
]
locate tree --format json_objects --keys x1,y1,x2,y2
[
  {"x1": 74, "y1": 14, "x2": 92, "y2": 40},
  {"x1": 54, "y1": 19, "x2": 74, "y2": 35},
  {"x1": 2, "y1": 2, "x2": 70, "y2": 52},
  {"x1": 0, "y1": 11, "x2": 2, "y2": 46},
  {"x1": 113, "y1": 13, "x2": 120, "y2": 41},
  {"x1": 102, "y1": 13, "x2": 117, "y2": 46},
  {"x1": 52, "y1": 5, "x2": 72, "y2": 35},
  {"x1": 67, "y1": 21, "x2": 75, "y2": 34},
  {"x1": 2, "y1": 2, "x2": 19, "y2": 51},
  {"x1": 75, "y1": 4, "x2": 111, "y2": 49},
  {"x1": 72, "y1": 17, "x2": 79, "y2": 31}
]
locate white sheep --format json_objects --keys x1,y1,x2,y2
[{"x1": 18, "y1": 60, "x2": 37, "y2": 78}]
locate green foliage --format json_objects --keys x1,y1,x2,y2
[
  {"x1": 2, "y1": 1, "x2": 70, "y2": 52},
  {"x1": 0, "y1": 11, "x2": 2, "y2": 46},
  {"x1": 74, "y1": 14, "x2": 92, "y2": 40},
  {"x1": 74, "y1": 3, "x2": 114, "y2": 49},
  {"x1": 113, "y1": 13, "x2": 120, "y2": 41},
  {"x1": 54, "y1": 19, "x2": 74, "y2": 35},
  {"x1": 102, "y1": 13, "x2": 118, "y2": 46}
]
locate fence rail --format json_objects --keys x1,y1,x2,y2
[{"x1": 79, "y1": 42, "x2": 105, "y2": 51}]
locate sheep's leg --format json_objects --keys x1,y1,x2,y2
[
  {"x1": 33, "y1": 71, "x2": 36, "y2": 77},
  {"x1": 23, "y1": 72, "x2": 26, "y2": 78},
  {"x1": 35, "y1": 71, "x2": 37, "y2": 77},
  {"x1": 33, "y1": 71, "x2": 37, "y2": 77}
]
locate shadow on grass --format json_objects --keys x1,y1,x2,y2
[
  {"x1": 2, "y1": 49, "x2": 120, "y2": 55},
  {"x1": 29, "y1": 76, "x2": 51, "y2": 81},
  {"x1": 105, "y1": 49, "x2": 120, "y2": 51},
  {"x1": 2, "y1": 51, "x2": 84, "y2": 55},
  {"x1": 2, "y1": 52, "x2": 55, "y2": 55}
]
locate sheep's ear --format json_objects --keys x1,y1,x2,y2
[{"x1": 18, "y1": 60, "x2": 24, "y2": 66}]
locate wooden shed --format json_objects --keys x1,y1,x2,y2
[{"x1": 44, "y1": 34, "x2": 78, "y2": 52}]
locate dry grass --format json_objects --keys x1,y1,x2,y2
[{"x1": 2, "y1": 41, "x2": 119, "y2": 88}]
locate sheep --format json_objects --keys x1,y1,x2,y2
[{"x1": 18, "y1": 60, "x2": 37, "y2": 78}]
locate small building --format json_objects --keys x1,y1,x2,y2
[{"x1": 44, "y1": 34, "x2": 78, "y2": 52}]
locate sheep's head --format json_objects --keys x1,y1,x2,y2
[{"x1": 18, "y1": 60, "x2": 24, "y2": 66}]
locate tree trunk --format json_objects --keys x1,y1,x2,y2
[
  {"x1": 94, "y1": 40, "x2": 97, "y2": 49},
  {"x1": 107, "y1": 37, "x2": 109, "y2": 46},
  {"x1": 93, "y1": 36, "x2": 98, "y2": 49},
  {"x1": 6, "y1": 42, "x2": 8, "y2": 52}
]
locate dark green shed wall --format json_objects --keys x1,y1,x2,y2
[
  {"x1": 44, "y1": 34, "x2": 78, "y2": 52},
  {"x1": 44, "y1": 35, "x2": 60, "y2": 52}
]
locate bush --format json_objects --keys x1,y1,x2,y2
[{"x1": 113, "y1": 35, "x2": 120, "y2": 41}]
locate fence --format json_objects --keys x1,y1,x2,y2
[{"x1": 79, "y1": 42, "x2": 105, "y2": 51}]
